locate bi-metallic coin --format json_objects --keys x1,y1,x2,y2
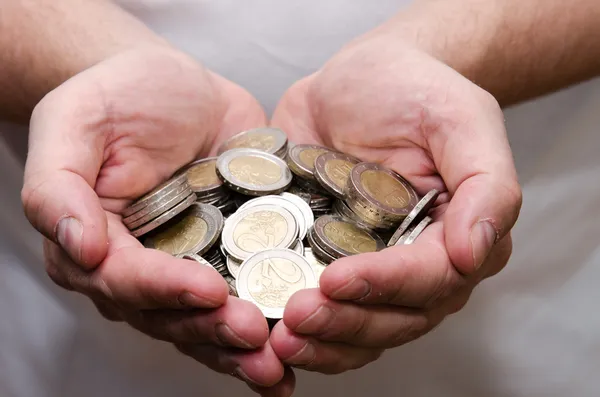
[
  {"x1": 312, "y1": 215, "x2": 385, "y2": 259},
  {"x1": 130, "y1": 193, "x2": 196, "y2": 238},
  {"x1": 314, "y1": 152, "x2": 361, "y2": 199},
  {"x1": 221, "y1": 204, "x2": 299, "y2": 262},
  {"x1": 144, "y1": 203, "x2": 224, "y2": 256},
  {"x1": 122, "y1": 173, "x2": 188, "y2": 218},
  {"x1": 217, "y1": 127, "x2": 288, "y2": 157},
  {"x1": 387, "y1": 189, "x2": 439, "y2": 246},
  {"x1": 216, "y1": 149, "x2": 292, "y2": 196},
  {"x1": 396, "y1": 216, "x2": 433, "y2": 245},
  {"x1": 235, "y1": 248, "x2": 317, "y2": 319},
  {"x1": 287, "y1": 144, "x2": 332, "y2": 180}
]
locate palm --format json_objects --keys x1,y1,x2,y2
[
  {"x1": 25, "y1": 46, "x2": 291, "y2": 392},
  {"x1": 268, "y1": 36, "x2": 520, "y2": 375},
  {"x1": 70, "y1": 48, "x2": 268, "y2": 212}
]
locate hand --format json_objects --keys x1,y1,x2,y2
[
  {"x1": 21, "y1": 45, "x2": 292, "y2": 393},
  {"x1": 269, "y1": 29, "x2": 522, "y2": 373}
]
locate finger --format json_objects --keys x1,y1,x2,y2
[
  {"x1": 23, "y1": 86, "x2": 109, "y2": 270},
  {"x1": 124, "y1": 297, "x2": 269, "y2": 348},
  {"x1": 92, "y1": 300, "x2": 124, "y2": 322},
  {"x1": 46, "y1": 218, "x2": 230, "y2": 309},
  {"x1": 248, "y1": 367, "x2": 296, "y2": 397},
  {"x1": 282, "y1": 289, "x2": 438, "y2": 348},
  {"x1": 270, "y1": 321, "x2": 383, "y2": 374},
  {"x1": 176, "y1": 340, "x2": 285, "y2": 388},
  {"x1": 320, "y1": 222, "x2": 466, "y2": 308},
  {"x1": 427, "y1": 88, "x2": 522, "y2": 275}
]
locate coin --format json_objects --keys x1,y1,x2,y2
[
  {"x1": 396, "y1": 216, "x2": 433, "y2": 245},
  {"x1": 130, "y1": 193, "x2": 196, "y2": 238},
  {"x1": 387, "y1": 189, "x2": 439, "y2": 246},
  {"x1": 235, "y1": 248, "x2": 317, "y2": 319},
  {"x1": 216, "y1": 148, "x2": 292, "y2": 196},
  {"x1": 303, "y1": 247, "x2": 327, "y2": 286},
  {"x1": 224, "y1": 275, "x2": 238, "y2": 296},
  {"x1": 175, "y1": 252, "x2": 214, "y2": 268},
  {"x1": 122, "y1": 172, "x2": 188, "y2": 218},
  {"x1": 346, "y1": 163, "x2": 418, "y2": 224},
  {"x1": 125, "y1": 187, "x2": 194, "y2": 230},
  {"x1": 312, "y1": 215, "x2": 385, "y2": 259},
  {"x1": 314, "y1": 152, "x2": 360, "y2": 199},
  {"x1": 122, "y1": 182, "x2": 191, "y2": 225},
  {"x1": 280, "y1": 192, "x2": 315, "y2": 233},
  {"x1": 226, "y1": 255, "x2": 242, "y2": 279},
  {"x1": 292, "y1": 239, "x2": 304, "y2": 255},
  {"x1": 287, "y1": 144, "x2": 332, "y2": 180},
  {"x1": 144, "y1": 203, "x2": 224, "y2": 256},
  {"x1": 181, "y1": 157, "x2": 224, "y2": 197},
  {"x1": 306, "y1": 227, "x2": 337, "y2": 264},
  {"x1": 217, "y1": 127, "x2": 288, "y2": 157},
  {"x1": 239, "y1": 195, "x2": 309, "y2": 240},
  {"x1": 221, "y1": 204, "x2": 299, "y2": 262}
]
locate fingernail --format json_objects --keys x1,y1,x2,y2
[
  {"x1": 56, "y1": 217, "x2": 83, "y2": 263},
  {"x1": 178, "y1": 291, "x2": 220, "y2": 308},
  {"x1": 285, "y1": 340, "x2": 316, "y2": 365},
  {"x1": 295, "y1": 305, "x2": 335, "y2": 334},
  {"x1": 470, "y1": 220, "x2": 498, "y2": 270},
  {"x1": 329, "y1": 277, "x2": 371, "y2": 300},
  {"x1": 233, "y1": 366, "x2": 259, "y2": 386},
  {"x1": 215, "y1": 323, "x2": 256, "y2": 349}
]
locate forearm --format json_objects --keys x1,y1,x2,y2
[
  {"x1": 0, "y1": 0, "x2": 166, "y2": 123},
  {"x1": 387, "y1": 0, "x2": 600, "y2": 106}
]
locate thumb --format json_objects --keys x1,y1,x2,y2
[
  {"x1": 22, "y1": 83, "x2": 109, "y2": 270},
  {"x1": 432, "y1": 92, "x2": 522, "y2": 275}
]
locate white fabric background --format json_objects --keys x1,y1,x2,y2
[{"x1": 1, "y1": 1, "x2": 599, "y2": 396}]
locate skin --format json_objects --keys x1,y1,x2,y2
[{"x1": 2, "y1": 0, "x2": 600, "y2": 396}]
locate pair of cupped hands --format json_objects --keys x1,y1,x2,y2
[{"x1": 21, "y1": 25, "x2": 521, "y2": 397}]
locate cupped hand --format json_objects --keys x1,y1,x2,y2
[
  {"x1": 269, "y1": 31, "x2": 522, "y2": 373},
  {"x1": 21, "y1": 45, "x2": 291, "y2": 393}
]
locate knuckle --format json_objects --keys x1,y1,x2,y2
[
  {"x1": 348, "y1": 310, "x2": 370, "y2": 341},
  {"x1": 388, "y1": 312, "x2": 431, "y2": 348}
]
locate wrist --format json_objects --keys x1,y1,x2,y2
[{"x1": 379, "y1": 1, "x2": 503, "y2": 87}]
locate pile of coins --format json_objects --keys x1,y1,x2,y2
[{"x1": 121, "y1": 127, "x2": 439, "y2": 321}]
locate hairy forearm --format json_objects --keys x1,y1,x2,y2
[
  {"x1": 0, "y1": 0, "x2": 165, "y2": 122},
  {"x1": 388, "y1": 0, "x2": 600, "y2": 106}
]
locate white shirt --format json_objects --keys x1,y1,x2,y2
[{"x1": 2, "y1": 1, "x2": 600, "y2": 396}]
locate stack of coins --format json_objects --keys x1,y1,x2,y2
[
  {"x1": 306, "y1": 215, "x2": 386, "y2": 264},
  {"x1": 180, "y1": 157, "x2": 236, "y2": 215},
  {"x1": 122, "y1": 174, "x2": 197, "y2": 238},
  {"x1": 122, "y1": 127, "x2": 439, "y2": 321}
]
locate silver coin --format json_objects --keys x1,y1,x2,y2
[
  {"x1": 180, "y1": 157, "x2": 224, "y2": 196},
  {"x1": 226, "y1": 255, "x2": 243, "y2": 279},
  {"x1": 221, "y1": 204, "x2": 299, "y2": 262},
  {"x1": 130, "y1": 193, "x2": 196, "y2": 238},
  {"x1": 122, "y1": 182, "x2": 191, "y2": 225},
  {"x1": 314, "y1": 152, "x2": 361, "y2": 199},
  {"x1": 239, "y1": 195, "x2": 309, "y2": 240},
  {"x1": 306, "y1": 227, "x2": 337, "y2": 265},
  {"x1": 122, "y1": 172, "x2": 188, "y2": 218},
  {"x1": 144, "y1": 203, "x2": 224, "y2": 256},
  {"x1": 292, "y1": 239, "x2": 304, "y2": 255},
  {"x1": 303, "y1": 247, "x2": 327, "y2": 286},
  {"x1": 175, "y1": 252, "x2": 214, "y2": 269},
  {"x1": 217, "y1": 127, "x2": 288, "y2": 156},
  {"x1": 311, "y1": 215, "x2": 385, "y2": 259},
  {"x1": 280, "y1": 192, "x2": 315, "y2": 231},
  {"x1": 224, "y1": 275, "x2": 238, "y2": 297},
  {"x1": 125, "y1": 187, "x2": 193, "y2": 230},
  {"x1": 216, "y1": 148, "x2": 292, "y2": 196},
  {"x1": 235, "y1": 248, "x2": 317, "y2": 319},
  {"x1": 287, "y1": 144, "x2": 333, "y2": 180},
  {"x1": 387, "y1": 189, "x2": 439, "y2": 246},
  {"x1": 397, "y1": 216, "x2": 433, "y2": 245}
]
